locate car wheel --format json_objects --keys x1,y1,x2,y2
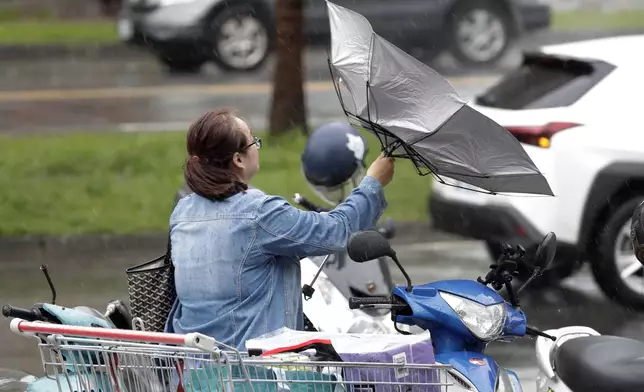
[
  {"x1": 485, "y1": 240, "x2": 578, "y2": 288},
  {"x1": 448, "y1": 1, "x2": 512, "y2": 67},
  {"x1": 207, "y1": 4, "x2": 271, "y2": 72},
  {"x1": 590, "y1": 196, "x2": 644, "y2": 310}
]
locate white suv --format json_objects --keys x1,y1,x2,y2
[{"x1": 429, "y1": 35, "x2": 644, "y2": 309}]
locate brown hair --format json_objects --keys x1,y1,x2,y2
[{"x1": 184, "y1": 108, "x2": 250, "y2": 201}]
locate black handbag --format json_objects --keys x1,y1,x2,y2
[{"x1": 125, "y1": 229, "x2": 176, "y2": 332}]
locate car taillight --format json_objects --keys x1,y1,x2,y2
[{"x1": 505, "y1": 122, "x2": 581, "y2": 148}]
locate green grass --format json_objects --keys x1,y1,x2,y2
[
  {"x1": 552, "y1": 9, "x2": 644, "y2": 31},
  {"x1": 0, "y1": 131, "x2": 432, "y2": 236},
  {"x1": 0, "y1": 19, "x2": 118, "y2": 45}
]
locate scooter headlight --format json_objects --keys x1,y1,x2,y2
[{"x1": 439, "y1": 291, "x2": 506, "y2": 341}]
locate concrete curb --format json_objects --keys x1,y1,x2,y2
[
  {"x1": 0, "y1": 233, "x2": 167, "y2": 264},
  {"x1": 0, "y1": 221, "x2": 464, "y2": 263}
]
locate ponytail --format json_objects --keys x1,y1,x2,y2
[{"x1": 184, "y1": 156, "x2": 248, "y2": 201}]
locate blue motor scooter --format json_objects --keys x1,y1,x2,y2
[{"x1": 344, "y1": 230, "x2": 558, "y2": 392}]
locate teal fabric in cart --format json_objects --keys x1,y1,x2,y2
[{"x1": 177, "y1": 360, "x2": 344, "y2": 392}]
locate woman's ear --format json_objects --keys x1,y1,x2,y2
[{"x1": 232, "y1": 152, "x2": 245, "y2": 170}]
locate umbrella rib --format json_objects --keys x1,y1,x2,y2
[
  {"x1": 364, "y1": 81, "x2": 384, "y2": 151},
  {"x1": 429, "y1": 170, "x2": 538, "y2": 179},
  {"x1": 435, "y1": 175, "x2": 497, "y2": 195},
  {"x1": 363, "y1": 81, "x2": 410, "y2": 156}
]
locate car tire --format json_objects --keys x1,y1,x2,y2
[
  {"x1": 206, "y1": 4, "x2": 272, "y2": 72},
  {"x1": 590, "y1": 196, "x2": 644, "y2": 310},
  {"x1": 485, "y1": 240, "x2": 578, "y2": 288},
  {"x1": 447, "y1": 0, "x2": 513, "y2": 67}
]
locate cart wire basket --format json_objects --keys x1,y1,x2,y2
[{"x1": 9, "y1": 320, "x2": 455, "y2": 392}]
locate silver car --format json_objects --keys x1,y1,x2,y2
[{"x1": 117, "y1": 0, "x2": 550, "y2": 73}]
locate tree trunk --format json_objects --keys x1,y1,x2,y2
[{"x1": 268, "y1": 0, "x2": 309, "y2": 136}]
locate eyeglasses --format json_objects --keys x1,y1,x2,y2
[{"x1": 244, "y1": 136, "x2": 262, "y2": 150}]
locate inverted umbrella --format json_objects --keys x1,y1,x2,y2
[{"x1": 325, "y1": 1, "x2": 553, "y2": 196}]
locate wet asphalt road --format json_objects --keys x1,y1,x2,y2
[
  {"x1": 0, "y1": 39, "x2": 525, "y2": 136},
  {"x1": 0, "y1": 53, "x2": 501, "y2": 135},
  {"x1": 3, "y1": 239, "x2": 644, "y2": 392}
]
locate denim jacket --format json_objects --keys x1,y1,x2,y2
[{"x1": 164, "y1": 175, "x2": 387, "y2": 350}]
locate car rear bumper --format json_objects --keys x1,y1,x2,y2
[{"x1": 429, "y1": 191, "x2": 544, "y2": 248}]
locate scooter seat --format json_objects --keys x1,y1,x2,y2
[{"x1": 554, "y1": 335, "x2": 644, "y2": 392}]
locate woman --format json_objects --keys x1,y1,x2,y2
[{"x1": 164, "y1": 108, "x2": 395, "y2": 350}]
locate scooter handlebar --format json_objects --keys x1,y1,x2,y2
[{"x1": 2, "y1": 305, "x2": 43, "y2": 322}]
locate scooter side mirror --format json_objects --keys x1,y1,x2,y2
[
  {"x1": 347, "y1": 230, "x2": 394, "y2": 263},
  {"x1": 533, "y1": 232, "x2": 557, "y2": 271},
  {"x1": 631, "y1": 200, "x2": 644, "y2": 265}
]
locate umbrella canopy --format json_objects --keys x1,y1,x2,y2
[{"x1": 326, "y1": 0, "x2": 553, "y2": 196}]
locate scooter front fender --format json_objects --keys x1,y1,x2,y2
[{"x1": 436, "y1": 352, "x2": 517, "y2": 392}]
